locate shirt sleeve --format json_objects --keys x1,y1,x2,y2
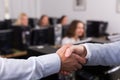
[
  {"x1": 83, "y1": 41, "x2": 120, "y2": 66},
  {"x1": 83, "y1": 44, "x2": 92, "y2": 59},
  {"x1": 0, "y1": 53, "x2": 61, "y2": 80}
]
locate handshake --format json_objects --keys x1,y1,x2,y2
[{"x1": 56, "y1": 44, "x2": 87, "y2": 75}]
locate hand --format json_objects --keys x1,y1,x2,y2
[
  {"x1": 60, "y1": 45, "x2": 87, "y2": 75},
  {"x1": 56, "y1": 45, "x2": 86, "y2": 73},
  {"x1": 65, "y1": 45, "x2": 87, "y2": 58}
]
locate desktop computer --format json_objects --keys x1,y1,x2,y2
[
  {"x1": 12, "y1": 26, "x2": 31, "y2": 50},
  {"x1": 31, "y1": 26, "x2": 55, "y2": 45},
  {"x1": 62, "y1": 25, "x2": 70, "y2": 38},
  {"x1": 0, "y1": 29, "x2": 13, "y2": 54},
  {"x1": 86, "y1": 21, "x2": 108, "y2": 37}
]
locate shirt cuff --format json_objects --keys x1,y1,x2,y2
[
  {"x1": 38, "y1": 53, "x2": 61, "y2": 77},
  {"x1": 82, "y1": 44, "x2": 92, "y2": 59}
]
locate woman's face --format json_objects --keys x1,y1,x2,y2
[
  {"x1": 61, "y1": 17, "x2": 68, "y2": 25},
  {"x1": 75, "y1": 23, "x2": 84, "y2": 37},
  {"x1": 21, "y1": 16, "x2": 28, "y2": 26},
  {"x1": 41, "y1": 16, "x2": 49, "y2": 26}
]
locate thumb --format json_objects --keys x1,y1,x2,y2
[
  {"x1": 57, "y1": 44, "x2": 71, "y2": 55},
  {"x1": 65, "y1": 48, "x2": 72, "y2": 57}
]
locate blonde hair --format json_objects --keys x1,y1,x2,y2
[{"x1": 15, "y1": 13, "x2": 28, "y2": 26}]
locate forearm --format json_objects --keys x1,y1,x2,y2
[
  {"x1": 0, "y1": 53, "x2": 61, "y2": 80},
  {"x1": 84, "y1": 41, "x2": 120, "y2": 66}
]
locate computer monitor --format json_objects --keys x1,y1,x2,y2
[
  {"x1": 49, "y1": 17, "x2": 60, "y2": 25},
  {"x1": 86, "y1": 21, "x2": 108, "y2": 37},
  {"x1": 0, "y1": 20, "x2": 12, "y2": 30},
  {"x1": 12, "y1": 26, "x2": 31, "y2": 50},
  {"x1": 47, "y1": 26, "x2": 55, "y2": 45},
  {"x1": 0, "y1": 21, "x2": 5, "y2": 30},
  {"x1": 62, "y1": 25, "x2": 70, "y2": 38},
  {"x1": 0, "y1": 29, "x2": 13, "y2": 54},
  {"x1": 4, "y1": 19, "x2": 12, "y2": 29},
  {"x1": 31, "y1": 26, "x2": 55, "y2": 46},
  {"x1": 31, "y1": 28, "x2": 48, "y2": 45},
  {"x1": 28, "y1": 18, "x2": 38, "y2": 28}
]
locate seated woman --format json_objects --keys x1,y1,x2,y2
[
  {"x1": 58, "y1": 15, "x2": 68, "y2": 26},
  {"x1": 62, "y1": 20, "x2": 85, "y2": 45},
  {"x1": 13, "y1": 13, "x2": 31, "y2": 48},
  {"x1": 14, "y1": 13, "x2": 29, "y2": 27},
  {"x1": 35, "y1": 15, "x2": 50, "y2": 29},
  {"x1": 54, "y1": 15, "x2": 69, "y2": 45}
]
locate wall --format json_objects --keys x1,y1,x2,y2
[
  {"x1": 0, "y1": 0, "x2": 5, "y2": 20},
  {"x1": 0, "y1": 0, "x2": 41, "y2": 20},
  {"x1": 40, "y1": 0, "x2": 120, "y2": 34}
]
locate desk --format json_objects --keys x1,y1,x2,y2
[
  {"x1": 0, "y1": 49, "x2": 28, "y2": 59},
  {"x1": 0, "y1": 51, "x2": 27, "y2": 58},
  {"x1": 90, "y1": 37, "x2": 111, "y2": 43},
  {"x1": 27, "y1": 45, "x2": 57, "y2": 56}
]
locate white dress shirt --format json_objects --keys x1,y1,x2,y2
[{"x1": 0, "y1": 53, "x2": 60, "y2": 80}]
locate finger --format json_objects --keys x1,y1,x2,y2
[
  {"x1": 65, "y1": 48, "x2": 72, "y2": 57},
  {"x1": 65, "y1": 45, "x2": 75, "y2": 57},
  {"x1": 72, "y1": 66, "x2": 78, "y2": 71},
  {"x1": 60, "y1": 71, "x2": 64, "y2": 74},
  {"x1": 75, "y1": 54, "x2": 86, "y2": 65},
  {"x1": 60, "y1": 45, "x2": 71, "y2": 55},
  {"x1": 64, "y1": 71, "x2": 67, "y2": 75},
  {"x1": 76, "y1": 63, "x2": 82, "y2": 70},
  {"x1": 64, "y1": 72, "x2": 70, "y2": 75}
]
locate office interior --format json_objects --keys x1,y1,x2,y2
[{"x1": 0, "y1": 0, "x2": 120, "y2": 80}]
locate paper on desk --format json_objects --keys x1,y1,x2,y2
[{"x1": 37, "y1": 46, "x2": 44, "y2": 49}]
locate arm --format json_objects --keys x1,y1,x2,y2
[
  {"x1": 84, "y1": 41, "x2": 120, "y2": 66},
  {"x1": 0, "y1": 54, "x2": 60, "y2": 80},
  {"x1": 0, "y1": 45, "x2": 84, "y2": 80}
]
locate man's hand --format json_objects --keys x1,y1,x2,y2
[
  {"x1": 65, "y1": 45, "x2": 87, "y2": 58},
  {"x1": 56, "y1": 45, "x2": 86, "y2": 73}
]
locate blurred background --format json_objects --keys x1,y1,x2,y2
[{"x1": 0, "y1": 0, "x2": 120, "y2": 80}]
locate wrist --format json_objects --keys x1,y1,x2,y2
[
  {"x1": 73, "y1": 45, "x2": 87, "y2": 57},
  {"x1": 81, "y1": 45, "x2": 87, "y2": 57}
]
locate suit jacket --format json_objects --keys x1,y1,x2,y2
[{"x1": 84, "y1": 41, "x2": 120, "y2": 66}]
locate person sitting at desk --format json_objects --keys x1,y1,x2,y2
[
  {"x1": 14, "y1": 13, "x2": 29, "y2": 27},
  {"x1": 58, "y1": 15, "x2": 68, "y2": 26},
  {"x1": 62, "y1": 20, "x2": 85, "y2": 45},
  {"x1": 35, "y1": 15, "x2": 50, "y2": 29},
  {"x1": 54, "y1": 15, "x2": 69, "y2": 45},
  {"x1": 13, "y1": 13, "x2": 31, "y2": 48}
]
